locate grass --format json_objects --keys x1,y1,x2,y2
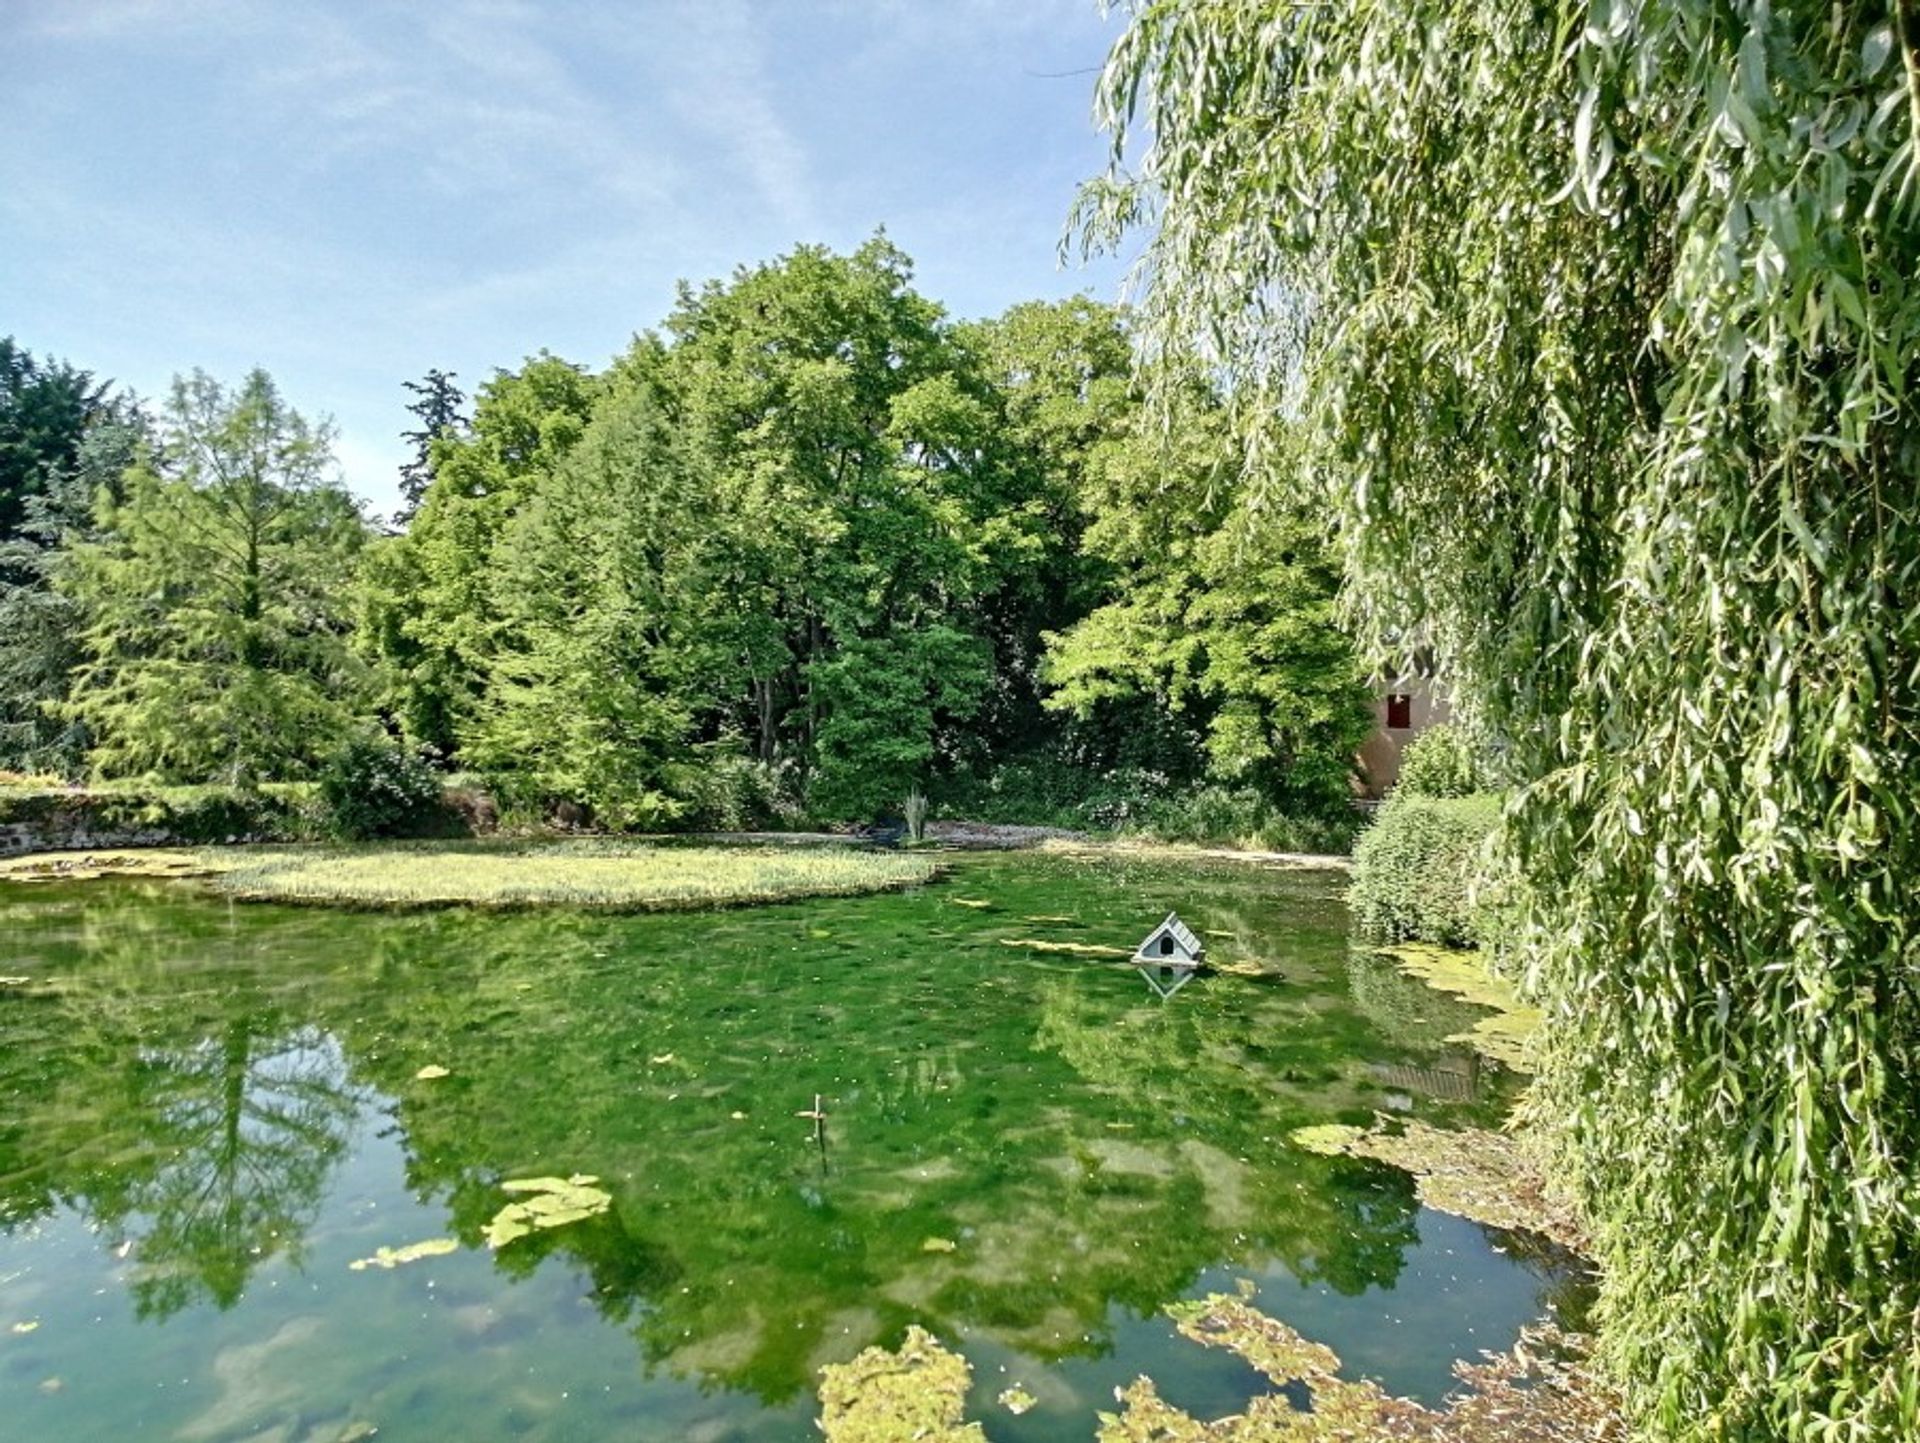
[{"x1": 0, "y1": 838, "x2": 940, "y2": 911}]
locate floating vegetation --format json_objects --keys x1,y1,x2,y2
[
  {"x1": 1289, "y1": 1120, "x2": 1583, "y2": 1249},
  {"x1": 920, "y1": 1236, "x2": 957, "y2": 1253},
  {"x1": 0, "y1": 848, "x2": 245, "y2": 882},
  {"x1": 1087, "y1": 1293, "x2": 1623, "y2": 1442},
  {"x1": 11, "y1": 1320, "x2": 40, "y2": 1334},
  {"x1": 349, "y1": 1238, "x2": 458, "y2": 1271},
  {"x1": 484, "y1": 1174, "x2": 612, "y2": 1249},
  {"x1": 998, "y1": 937, "x2": 1132, "y2": 958},
  {"x1": 1024, "y1": 914, "x2": 1076, "y2": 924},
  {"x1": 1383, "y1": 942, "x2": 1541, "y2": 1071},
  {"x1": 949, "y1": 897, "x2": 993, "y2": 909},
  {"x1": 816, "y1": 1325, "x2": 986, "y2": 1443},
  {"x1": 810, "y1": 1300, "x2": 1620, "y2": 1442},
  {"x1": 413, "y1": 1064, "x2": 450, "y2": 1080},
  {"x1": 998, "y1": 1384, "x2": 1037, "y2": 1415}
]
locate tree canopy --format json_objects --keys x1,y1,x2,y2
[{"x1": 63, "y1": 370, "x2": 368, "y2": 784}]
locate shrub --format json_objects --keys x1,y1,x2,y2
[
  {"x1": 317, "y1": 735, "x2": 446, "y2": 840},
  {"x1": 1348, "y1": 792, "x2": 1503, "y2": 947},
  {"x1": 1395, "y1": 723, "x2": 1490, "y2": 798},
  {"x1": 0, "y1": 782, "x2": 313, "y2": 846},
  {"x1": 1135, "y1": 784, "x2": 1361, "y2": 855},
  {"x1": 661, "y1": 751, "x2": 798, "y2": 833}
]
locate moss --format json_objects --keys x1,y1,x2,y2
[{"x1": 816, "y1": 1326, "x2": 987, "y2": 1443}]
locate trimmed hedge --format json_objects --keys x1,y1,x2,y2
[{"x1": 1348, "y1": 791, "x2": 1502, "y2": 946}]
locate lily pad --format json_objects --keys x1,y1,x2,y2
[{"x1": 348, "y1": 1237, "x2": 458, "y2": 1271}]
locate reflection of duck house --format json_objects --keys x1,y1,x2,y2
[{"x1": 1134, "y1": 912, "x2": 1205, "y2": 968}]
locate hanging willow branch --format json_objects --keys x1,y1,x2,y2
[{"x1": 1077, "y1": 2, "x2": 1920, "y2": 1439}]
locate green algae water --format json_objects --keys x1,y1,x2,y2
[{"x1": 0, "y1": 851, "x2": 1584, "y2": 1440}]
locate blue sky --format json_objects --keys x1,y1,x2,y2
[{"x1": 2, "y1": 0, "x2": 1130, "y2": 517}]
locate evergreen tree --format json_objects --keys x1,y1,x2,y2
[
  {"x1": 63, "y1": 370, "x2": 369, "y2": 784},
  {"x1": 0, "y1": 412, "x2": 145, "y2": 774},
  {"x1": 395, "y1": 368, "x2": 467, "y2": 526},
  {"x1": 367, "y1": 354, "x2": 598, "y2": 756},
  {"x1": 0, "y1": 338, "x2": 110, "y2": 542}
]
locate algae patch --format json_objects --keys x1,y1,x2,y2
[
  {"x1": 816, "y1": 1325, "x2": 985, "y2": 1443},
  {"x1": 998, "y1": 1383, "x2": 1037, "y2": 1415},
  {"x1": 484, "y1": 1174, "x2": 612, "y2": 1249},
  {"x1": 1090, "y1": 1293, "x2": 1621, "y2": 1442},
  {"x1": 999, "y1": 937, "x2": 1132, "y2": 958},
  {"x1": 349, "y1": 1238, "x2": 458, "y2": 1271},
  {"x1": 1383, "y1": 942, "x2": 1541, "y2": 1070},
  {"x1": 1288, "y1": 1119, "x2": 1582, "y2": 1249}
]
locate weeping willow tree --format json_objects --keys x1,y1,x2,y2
[{"x1": 1076, "y1": 2, "x2": 1919, "y2": 1438}]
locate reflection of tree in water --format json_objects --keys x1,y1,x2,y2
[
  {"x1": 0, "y1": 885, "x2": 367, "y2": 1317},
  {"x1": 1030, "y1": 976, "x2": 1420, "y2": 1299},
  {"x1": 118, "y1": 1023, "x2": 362, "y2": 1317}
]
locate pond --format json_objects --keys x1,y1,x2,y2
[{"x1": 0, "y1": 851, "x2": 1586, "y2": 1441}]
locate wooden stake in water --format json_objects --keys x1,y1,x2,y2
[{"x1": 796, "y1": 1093, "x2": 826, "y2": 1144}]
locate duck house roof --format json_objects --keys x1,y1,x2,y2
[{"x1": 1135, "y1": 911, "x2": 1205, "y2": 964}]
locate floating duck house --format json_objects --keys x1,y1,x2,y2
[{"x1": 1134, "y1": 912, "x2": 1205, "y2": 968}]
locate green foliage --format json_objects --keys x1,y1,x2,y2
[
  {"x1": 61, "y1": 370, "x2": 368, "y2": 785},
  {"x1": 0, "y1": 782, "x2": 313, "y2": 844},
  {"x1": 0, "y1": 338, "x2": 110, "y2": 542},
  {"x1": 1133, "y1": 785, "x2": 1360, "y2": 857},
  {"x1": 316, "y1": 734, "x2": 446, "y2": 840},
  {"x1": 1394, "y1": 725, "x2": 1489, "y2": 801},
  {"x1": 465, "y1": 374, "x2": 720, "y2": 827},
  {"x1": 0, "y1": 407, "x2": 144, "y2": 775},
  {"x1": 659, "y1": 749, "x2": 796, "y2": 833},
  {"x1": 1348, "y1": 794, "x2": 1502, "y2": 949},
  {"x1": 1041, "y1": 399, "x2": 1371, "y2": 819},
  {"x1": 1084, "y1": 2, "x2": 1920, "y2": 1435}
]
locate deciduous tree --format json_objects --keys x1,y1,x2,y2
[{"x1": 1079, "y1": 3, "x2": 1920, "y2": 1435}]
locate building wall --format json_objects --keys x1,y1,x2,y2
[{"x1": 1355, "y1": 676, "x2": 1451, "y2": 797}]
